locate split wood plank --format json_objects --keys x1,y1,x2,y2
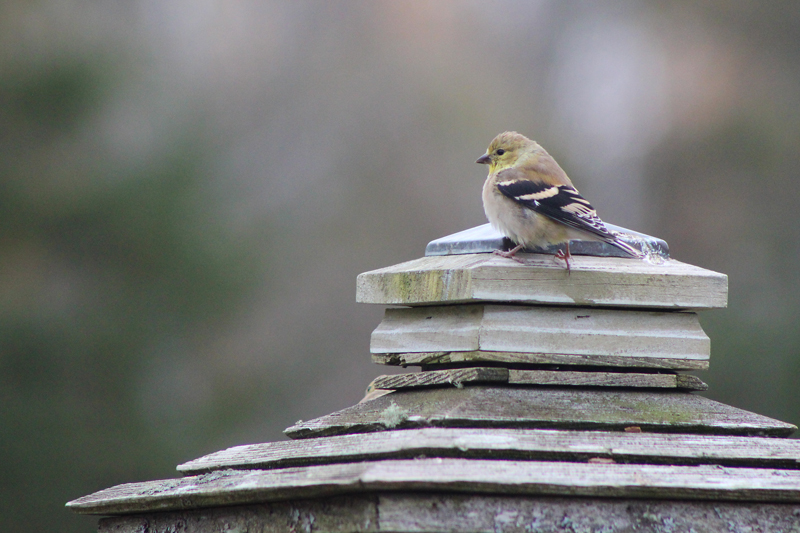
[
  {"x1": 367, "y1": 368, "x2": 509, "y2": 391},
  {"x1": 373, "y1": 350, "x2": 710, "y2": 370},
  {"x1": 371, "y1": 305, "x2": 710, "y2": 364},
  {"x1": 177, "y1": 427, "x2": 800, "y2": 475},
  {"x1": 67, "y1": 458, "x2": 800, "y2": 515},
  {"x1": 366, "y1": 368, "x2": 707, "y2": 392},
  {"x1": 356, "y1": 253, "x2": 728, "y2": 309},
  {"x1": 284, "y1": 386, "x2": 797, "y2": 439}
]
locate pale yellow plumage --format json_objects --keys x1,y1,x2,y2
[{"x1": 476, "y1": 131, "x2": 642, "y2": 268}]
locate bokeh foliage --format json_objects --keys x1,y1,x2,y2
[
  {"x1": 1, "y1": 2, "x2": 799, "y2": 532},
  {"x1": 1, "y1": 50, "x2": 262, "y2": 530}
]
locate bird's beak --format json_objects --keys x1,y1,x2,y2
[{"x1": 476, "y1": 154, "x2": 492, "y2": 165}]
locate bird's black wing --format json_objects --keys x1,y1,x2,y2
[{"x1": 495, "y1": 172, "x2": 614, "y2": 241}]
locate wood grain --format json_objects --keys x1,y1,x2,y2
[
  {"x1": 177, "y1": 427, "x2": 800, "y2": 475},
  {"x1": 373, "y1": 350, "x2": 710, "y2": 370},
  {"x1": 67, "y1": 458, "x2": 800, "y2": 515},
  {"x1": 371, "y1": 305, "x2": 710, "y2": 364},
  {"x1": 508, "y1": 370, "x2": 708, "y2": 390},
  {"x1": 284, "y1": 386, "x2": 796, "y2": 439},
  {"x1": 366, "y1": 368, "x2": 707, "y2": 392},
  {"x1": 356, "y1": 253, "x2": 728, "y2": 309},
  {"x1": 368, "y1": 367, "x2": 508, "y2": 391}
]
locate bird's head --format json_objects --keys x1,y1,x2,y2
[{"x1": 476, "y1": 131, "x2": 538, "y2": 173}]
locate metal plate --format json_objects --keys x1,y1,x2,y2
[{"x1": 425, "y1": 223, "x2": 669, "y2": 258}]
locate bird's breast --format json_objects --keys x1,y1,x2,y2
[{"x1": 482, "y1": 176, "x2": 555, "y2": 246}]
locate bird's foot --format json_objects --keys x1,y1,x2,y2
[
  {"x1": 493, "y1": 243, "x2": 526, "y2": 263},
  {"x1": 554, "y1": 244, "x2": 572, "y2": 274},
  {"x1": 493, "y1": 249, "x2": 525, "y2": 264}
]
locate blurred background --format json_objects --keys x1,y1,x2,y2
[{"x1": 1, "y1": 1, "x2": 799, "y2": 531}]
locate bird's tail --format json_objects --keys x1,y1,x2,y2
[{"x1": 608, "y1": 236, "x2": 644, "y2": 259}]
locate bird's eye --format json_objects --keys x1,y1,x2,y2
[{"x1": 495, "y1": 149, "x2": 506, "y2": 156}]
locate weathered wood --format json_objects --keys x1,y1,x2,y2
[
  {"x1": 508, "y1": 370, "x2": 708, "y2": 390},
  {"x1": 367, "y1": 368, "x2": 707, "y2": 392},
  {"x1": 374, "y1": 350, "x2": 710, "y2": 370},
  {"x1": 359, "y1": 389, "x2": 394, "y2": 403},
  {"x1": 373, "y1": 304, "x2": 485, "y2": 353},
  {"x1": 284, "y1": 386, "x2": 797, "y2": 439},
  {"x1": 98, "y1": 495, "x2": 378, "y2": 533},
  {"x1": 177, "y1": 428, "x2": 800, "y2": 475},
  {"x1": 371, "y1": 305, "x2": 710, "y2": 365},
  {"x1": 94, "y1": 492, "x2": 800, "y2": 533},
  {"x1": 356, "y1": 253, "x2": 728, "y2": 309},
  {"x1": 368, "y1": 367, "x2": 508, "y2": 391},
  {"x1": 377, "y1": 493, "x2": 800, "y2": 533},
  {"x1": 676, "y1": 374, "x2": 708, "y2": 389},
  {"x1": 66, "y1": 458, "x2": 800, "y2": 515}
]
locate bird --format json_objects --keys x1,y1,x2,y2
[{"x1": 476, "y1": 131, "x2": 642, "y2": 271}]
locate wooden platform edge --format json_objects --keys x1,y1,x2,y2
[
  {"x1": 176, "y1": 428, "x2": 800, "y2": 476},
  {"x1": 93, "y1": 492, "x2": 800, "y2": 533},
  {"x1": 67, "y1": 459, "x2": 800, "y2": 515},
  {"x1": 356, "y1": 254, "x2": 728, "y2": 309},
  {"x1": 283, "y1": 387, "x2": 797, "y2": 440}
]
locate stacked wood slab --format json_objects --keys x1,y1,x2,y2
[{"x1": 67, "y1": 229, "x2": 800, "y2": 532}]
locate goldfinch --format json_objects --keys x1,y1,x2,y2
[{"x1": 477, "y1": 131, "x2": 642, "y2": 270}]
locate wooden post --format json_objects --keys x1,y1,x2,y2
[{"x1": 67, "y1": 225, "x2": 800, "y2": 532}]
